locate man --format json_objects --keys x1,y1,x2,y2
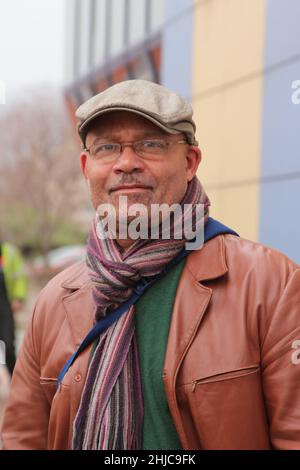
[
  {"x1": 2, "y1": 80, "x2": 300, "y2": 450},
  {"x1": 0, "y1": 241, "x2": 27, "y2": 375}
]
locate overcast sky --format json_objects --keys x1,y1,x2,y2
[{"x1": 0, "y1": 0, "x2": 64, "y2": 104}]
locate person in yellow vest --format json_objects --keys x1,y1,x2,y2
[{"x1": 0, "y1": 242, "x2": 27, "y2": 375}]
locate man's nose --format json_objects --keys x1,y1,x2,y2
[{"x1": 112, "y1": 145, "x2": 145, "y2": 173}]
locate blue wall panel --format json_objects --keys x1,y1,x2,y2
[
  {"x1": 161, "y1": 0, "x2": 194, "y2": 99},
  {"x1": 260, "y1": 179, "x2": 300, "y2": 263},
  {"x1": 260, "y1": 0, "x2": 300, "y2": 263},
  {"x1": 264, "y1": 0, "x2": 300, "y2": 67},
  {"x1": 261, "y1": 63, "x2": 300, "y2": 177}
]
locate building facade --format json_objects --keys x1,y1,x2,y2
[
  {"x1": 65, "y1": 0, "x2": 163, "y2": 109},
  {"x1": 65, "y1": 0, "x2": 300, "y2": 263}
]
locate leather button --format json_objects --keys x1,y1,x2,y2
[{"x1": 74, "y1": 373, "x2": 82, "y2": 382}]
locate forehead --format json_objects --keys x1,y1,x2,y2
[{"x1": 86, "y1": 110, "x2": 168, "y2": 142}]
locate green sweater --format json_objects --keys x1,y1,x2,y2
[{"x1": 135, "y1": 259, "x2": 186, "y2": 450}]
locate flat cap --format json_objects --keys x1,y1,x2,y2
[{"x1": 76, "y1": 79, "x2": 198, "y2": 147}]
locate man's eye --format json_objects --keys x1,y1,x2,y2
[
  {"x1": 141, "y1": 140, "x2": 165, "y2": 149},
  {"x1": 95, "y1": 144, "x2": 116, "y2": 153}
]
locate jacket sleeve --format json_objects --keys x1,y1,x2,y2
[
  {"x1": 1, "y1": 301, "x2": 49, "y2": 449},
  {"x1": 261, "y1": 267, "x2": 300, "y2": 449}
]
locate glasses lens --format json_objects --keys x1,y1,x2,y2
[
  {"x1": 136, "y1": 140, "x2": 168, "y2": 156},
  {"x1": 92, "y1": 143, "x2": 120, "y2": 159}
]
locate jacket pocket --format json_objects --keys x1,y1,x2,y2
[
  {"x1": 39, "y1": 377, "x2": 58, "y2": 403},
  {"x1": 191, "y1": 365, "x2": 260, "y2": 391},
  {"x1": 40, "y1": 377, "x2": 57, "y2": 385},
  {"x1": 184, "y1": 365, "x2": 270, "y2": 449}
]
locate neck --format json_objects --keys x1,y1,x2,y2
[{"x1": 116, "y1": 237, "x2": 136, "y2": 250}]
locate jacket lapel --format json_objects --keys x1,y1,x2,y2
[
  {"x1": 60, "y1": 263, "x2": 96, "y2": 414},
  {"x1": 62, "y1": 285, "x2": 96, "y2": 348},
  {"x1": 163, "y1": 235, "x2": 229, "y2": 447},
  {"x1": 61, "y1": 262, "x2": 96, "y2": 348}
]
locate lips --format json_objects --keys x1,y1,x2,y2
[{"x1": 110, "y1": 185, "x2": 153, "y2": 193}]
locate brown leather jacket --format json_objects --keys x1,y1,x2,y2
[{"x1": 2, "y1": 235, "x2": 300, "y2": 449}]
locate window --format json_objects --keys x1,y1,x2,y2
[
  {"x1": 110, "y1": 0, "x2": 126, "y2": 58},
  {"x1": 78, "y1": 0, "x2": 93, "y2": 76},
  {"x1": 150, "y1": 0, "x2": 164, "y2": 33},
  {"x1": 128, "y1": 0, "x2": 147, "y2": 46},
  {"x1": 93, "y1": 0, "x2": 108, "y2": 67}
]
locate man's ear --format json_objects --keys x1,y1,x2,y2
[
  {"x1": 186, "y1": 146, "x2": 202, "y2": 182},
  {"x1": 80, "y1": 152, "x2": 88, "y2": 180}
]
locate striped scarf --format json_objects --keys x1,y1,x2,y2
[{"x1": 72, "y1": 176, "x2": 210, "y2": 449}]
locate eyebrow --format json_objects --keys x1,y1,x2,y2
[{"x1": 91, "y1": 131, "x2": 168, "y2": 144}]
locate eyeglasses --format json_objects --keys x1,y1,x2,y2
[{"x1": 84, "y1": 139, "x2": 188, "y2": 162}]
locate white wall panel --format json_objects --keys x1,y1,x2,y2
[
  {"x1": 110, "y1": 0, "x2": 126, "y2": 58},
  {"x1": 78, "y1": 0, "x2": 92, "y2": 76},
  {"x1": 93, "y1": 0, "x2": 107, "y2": 67},
  {"x1": 150, "y1": 0, "x2": 164, "y2": 33},
  {"x1": 129, "y1": 0, "x2": 146, "y2": 46}
]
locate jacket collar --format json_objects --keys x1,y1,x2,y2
[
  {"x1": 61, "y1": 261, "x2": 90, "y2": 290},
  {"x1": 186, "y1": 233, "x2": 228, "y2": 282}
]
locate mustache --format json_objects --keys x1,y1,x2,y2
[
  {"x1": 109, "y1": 176, "x2": 154, "y2": 191},
  {"x1": 114, "y1": 175, "x2": 150, "y2": 185}
]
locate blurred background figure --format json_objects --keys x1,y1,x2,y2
[
  {"x1": 0, "y1": 239, "x2": 28, "y2": 444},
  {"x1": 0, "y1": 240, "x2": 27, "y2": 442},
  {"x1": 0, "y1": 241, "x2": 27, "y2": 375}
]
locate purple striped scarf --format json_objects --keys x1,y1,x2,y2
[{"x1": 72, "y1": 176, "x2": 210, "y2": 449}]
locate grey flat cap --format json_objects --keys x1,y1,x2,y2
[{"x1": 76, "y1": 79, "x2": 198, "y2": 147}]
